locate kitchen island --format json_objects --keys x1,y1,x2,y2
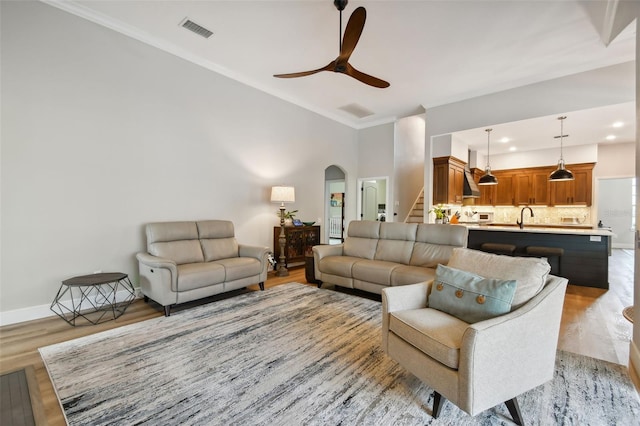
[{"x1": 465, "y1": 225, "x2": 614, "y2": 289}]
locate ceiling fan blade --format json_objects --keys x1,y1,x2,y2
[
  {"x1": 274, "y1": 62, "x2": 334, "y2": 79},
  {"x1": 345, "y1": 63, "x2": 390, "y2": 88},
  {"x1": 338, "y1": 6, "x2": 366, "y2": 61}
]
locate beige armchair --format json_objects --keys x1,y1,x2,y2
[{"x1": 381, "y1": 248, "x2": 568, "y2": 424}]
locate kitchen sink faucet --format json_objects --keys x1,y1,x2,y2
[{"x1": 517, "y1": 207, "x2": 534, "y2": 229}]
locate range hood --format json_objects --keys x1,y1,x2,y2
[{"x1": 463, "y1": 165, "x2": 481, "y2": 198}]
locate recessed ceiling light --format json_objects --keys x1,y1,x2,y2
[
  {"x1": 509, "y1": 147, "x2": 517, "y2": 152},
  {"x1": 612, "y1": 121, "x2": 624, "y2": 128},
  {"x1": 606, "y1": 135, "x2": 616, "y2": 141},
  {"x1": 500, "y1": 137, "x2": 510, "y2": 143}
]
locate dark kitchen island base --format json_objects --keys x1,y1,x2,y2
[{"x1": 467, "y1": 227, "x2": 610, "y2": 289}]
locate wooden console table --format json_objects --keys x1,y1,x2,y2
[{"x1": 273, "y1": 225, "x2": 320, "y2": 268}]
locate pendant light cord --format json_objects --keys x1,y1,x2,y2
[
  {"x1": 485, "y1": 128, "x2": 492, "y2": 170},
  {"x1": 557, "y1": 116, "x2": 567, "y2": 163}
]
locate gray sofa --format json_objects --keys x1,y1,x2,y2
[
  {"x1": 136, "y1": 220, "x2": 269, "y2": 316},
  {"x1": 313, "y1": 221, "x2": 469, "y2": 294}
]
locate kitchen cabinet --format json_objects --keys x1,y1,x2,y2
[
  {"x1": 433, "y1": 156, "x2": 466, "y2": 204},
  {"x1": 273, "y1": 226, "x2": 321, "y2": 267},
  {"x1": 549, "y1": 163, "x2": 594, "y2": 206},
  {"x1": 472, "y1": 168, "x2": 496, "y2": 206},
  {"x1": 471, "y1": 163, "x2": 592, "y2": 206},
  {"x1": 515, "y1": 169, "x2": 550, "y2": 205},
  {"x1": 492, "y1": 171, "x2": 515, "y2": 205}
]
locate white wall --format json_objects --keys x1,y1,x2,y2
[
  {"x1": 394, "y1": 115, "x2": 425, "y2": 221},
  {"x1": 595, "y1": 142, "x2": 636, "y2": 178},
  {"x1": 490, "y1": 144, "x2": 599, "y2": 170},
  {"x1": 358, "y1": 123, "x2": 395, "y2": 218},
  {"x1": 0, "y1": 1, "x2": 358, "y2": 321}
]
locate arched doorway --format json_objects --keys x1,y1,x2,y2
[{"x1": 325, "y1": 165, "x2": 345, "y2": 244}]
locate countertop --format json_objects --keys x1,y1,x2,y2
[{"x1": 462, "y1": 223, "x2": 615, "y2": 237}]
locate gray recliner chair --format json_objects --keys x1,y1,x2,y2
[{"x1": 381, "y1": 248, "x2": 568, "y2": 424}]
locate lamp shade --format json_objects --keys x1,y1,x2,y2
[
  {"x1": 271, "y1": 186, "x2": 295, "y2": 203},
  {"x1": 549, "y1": 161, "x2": 574, "y2": 181},
  {"x1": 478, "y1": 170, "x2": 498, "y2": 185}
]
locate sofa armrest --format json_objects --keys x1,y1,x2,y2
[
  {"x1": 313, "y1": 244, "x2": 344, "y2": 280},
  {"x1": 313, "y1": 244, "x2": 343, "y2": 260},
  {"x1": 238, "y1": 244, "x2": 270, "y2": 261},
  {"x1": 136, "y1": 252, "x2": 178, "y2": 275},
  {"x1": 239, "y1": 244, "x2": 270, "y2": 282},
  {"x1": 381, "y1": 282, "x2": 431, "y2": 353},
  {"x1": 136, "y1": 252, "x2": 179, "y2": 303},
  {"x1": 457, "y1": 275, "x2": 568, "y2": 415}
]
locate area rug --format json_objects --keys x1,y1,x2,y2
[{"x1": 40, "y1": 283, "x2": 639, "y2": 425}]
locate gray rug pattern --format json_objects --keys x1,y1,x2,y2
[{"x1": 40, "y1": 283, "x2": 640, "y2": 425}]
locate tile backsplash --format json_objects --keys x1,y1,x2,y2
[{"x1": 457, "y1": 205, "x2": 591, "y2": 226}]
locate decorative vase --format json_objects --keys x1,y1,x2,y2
[
  {"x1": 284, "y1": 218, "x2": 294, "y2": 227},
  {"x1": 435, "y1": 218, "x2": 443, "y2": 224}
]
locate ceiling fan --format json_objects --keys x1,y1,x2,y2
[{"x1": 273, "y1": 0, "x2": 390, "y2": 88}]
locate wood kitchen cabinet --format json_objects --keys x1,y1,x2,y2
[
  {"x1": 514, "y1": 169, "x2": 550, "y2": 205},
  {"x1": 433, "y1": 156, "x2": 466, "y2": 204},
  {"x1": 549, "y1": 163, "x2": 594, "y2": 206},
  {"x1": 273, "y1": 226, "x2": 320, "y2": 267},
  {"x1": 471, "y1": 163, "x2": 592, "y2": 207},
  {"x1": 492, "y1": 171, "x2": 515, "y2": 205},
  {"x1": 472, "y1": 167, "x2": 496, "y2": 206}
]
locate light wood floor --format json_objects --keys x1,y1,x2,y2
[{"x1": 0, "y1": 249, "x2": 634, "y2": 425}]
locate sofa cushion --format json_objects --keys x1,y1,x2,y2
[
  {"x1": 201, "y1": 238, "x2": 239, "y2": 262},
  {"x1": 391, "y1": 265, "x2": 436, "y2": 286},
  {"x1": 429, "y1": 264, "x2": 517, "y2": 323},
  {"x1": 375, "y1": 239, "x2": 415, "y2": 264},
  {"x1": 196, "y1": 220, "x2": 235, "y2": 239},
  {"x1": 374, "y1": 223, "x2": 417, "y2": 264},
  {"x1": 389, "y1": 307, "x2": 468, "y2": 369},
  {"x1": 318, "y1": 256, "x2": 362, "y2": 278},
  {"x1": 343, "y1": 221, "x2": 380, "y2": 259},
  {"x1": 380, "y1": 222, "x2": 418, "y2": 241},
  {"x1": 150, "y1": 240, "x2": 204, "y2": 265},
  {"x1": 409, "y1": 243, "x2": 457, "y2": 268},
  {"x1": 176, "y1": 262, "x2": 225, "y2": 291},
  {"x1": 213, "y1": 257, "x2": 262, "y2": 281},
  {"x1": 416, "y1": 223, "x2": 468, "y2": 246},
  {"x1": 447, "y1": 248, "x2": 550, "y2": 309},
  {"x1": 352, "y1": 259, "x2": 400, "y2": 286},
  {"x1": 146, "y1": 221, "x2": 199, "y2": 245},
  {"x1": 343, "y1": 238, "x2": 379, "y2": 260},
  {"x1": 347, "y1": 220, "x2": 381, "y2": 239}
]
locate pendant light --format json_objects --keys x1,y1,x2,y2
[
  {"x1": 478, "y1": 128, "x2": 498, "y2": 185},
  {"x1": 549, "y1": 116, "x2": 574, "y2": 181}
]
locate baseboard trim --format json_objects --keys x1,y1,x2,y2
[
  {"x1": 0, "y1": 289, "x2": 140, "y2": 327},
  {"x1": 612, "y1": 243, "x2": 634, "y2": 249},
  {"x1": 629, "y1": 340, "x2": 640, "y2": 391}
]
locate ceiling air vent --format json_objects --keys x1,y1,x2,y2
[
  {"x1": 338, "y1": 103, "x2": 375, "y2": 119},
  {"x1": 180, "y1": 18, "x2": 213, "y2": 39}
]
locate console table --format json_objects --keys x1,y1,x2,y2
[
  {"x1": 273, "y1": 225, "x2": 320, "y2": 268},
  {"x1": 50, "y1": 272, "x2": 136, "y2": 326}
]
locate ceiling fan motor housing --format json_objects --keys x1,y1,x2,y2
[{"x1": 334, "y1": 0, "x2": 348, "y2": 11}]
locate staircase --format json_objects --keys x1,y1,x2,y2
[{"x1": 405, "y1": 189, "x2": 425, "y2": 223}]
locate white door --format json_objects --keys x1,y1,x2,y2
[
  {"x1": 363, "y1": 183, "x2": 378, "y2": 221},
  {"x1": 598, "y1": 177, "x2": 635, "y2": 249}
]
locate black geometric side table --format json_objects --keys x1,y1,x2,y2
[{"x1": 50, "y1": 272, "x2": 136, "y2": 326}]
